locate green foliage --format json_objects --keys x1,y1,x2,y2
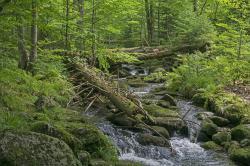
[
  {"x1": 0, "y1": 55, "x2": 73, "y2": 112},
  {"x1": 174, "y1": 10, "x2": 216, "y2": 47}
]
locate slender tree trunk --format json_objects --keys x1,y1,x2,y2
[
  {"x1": 91, "y1": 0, "x2": 96, "y2": 65},
  {"x1": 29, "y1": 0, "x2": 38, "y2": 70},
  {"x1": 17, "y1": 21, "x2": 29, "y2": 70},
  {"x1": 193, "y1": 0, "x2": 198, "y2": 15},
  {"x1": 78, "y1": 0, "x2": 85, "y2": 52},
  {"x1": 157, "y1": 0, "x2": 160, "y2": 45},
  {"x1": 237, "y1": 30, "x2": 243, "y2": 59},
  {"x1": 145, "y1": 0, "x2": 154, "y2": 45},
  {"x1": 200, "y1": 0, "x2": 207, "y2": 15},
  {"x1": 65, "y1": 0, "x2": 70, "y2": 50}
]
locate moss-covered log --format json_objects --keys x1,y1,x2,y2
[{"x1": 69, "y1": 62, "x2": 152, "y2": 121}]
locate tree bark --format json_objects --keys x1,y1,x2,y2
[
  {"x1": 91, "y1": 0, "x2": 96, "y2": 65},
  {"x1": 70, "y1": 62, "x2": 153, "y2": 121},
  {"x1": 193, "y1": 0, "x2": 198, "y2": 15},
  {"x1": 78, "y1": 0, "x2": 85, "y2": 52},
  {"x1": 29, "y1": 0, "x2": 38, "y2": 71},
  {"x1": 65, "y1": 0, "x2": 70, "y2": 50},
  {"x1": 17, "y1": 20, "x2": 29, "y2": 70},
  {"x1": 145, "y1": 0, "x2": 154, "y2": 45}
]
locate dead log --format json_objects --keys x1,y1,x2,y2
[{"x1": 71, "y1": 62, "x2": 154, "y2": 121}]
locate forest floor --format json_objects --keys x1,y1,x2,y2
[{"x1": 225, "y1": 83, "x2": 250, "y2": 104}]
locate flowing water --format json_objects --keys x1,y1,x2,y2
[{"x1": 87, "y1": 65, "x2": 235, "y2": 166}]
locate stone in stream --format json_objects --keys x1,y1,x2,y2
[
  {"x1": 210, "y1": 116, "x2": 230, "y2": 127},
  {"x1": 151, "y1": 126, "x2": 170, "y2": 139},
  {"x1": 198, "y1": 120, "x2": 218, "y2": 140},
  {"x1": 137, "y1": 133, "x2": 169, "y2": 147},
  {"x1": 160, "y1": 94, "x2": 176, "y2": 106},
  {"x1": 0, "y1": 130, "x2": 81, "y2": 166}
]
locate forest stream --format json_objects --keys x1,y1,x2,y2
[{"x1": 86, "y1": 65, "x2": 236, "y2": 166}]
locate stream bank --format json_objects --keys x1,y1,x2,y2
[{"x1": 85, "y1": 64, "x2": 236, "y2": 166}]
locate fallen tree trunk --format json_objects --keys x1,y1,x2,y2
[
  {"x1": 69, "y1": 61, "x2": 153, "y2": 121},
  {"x1": 66, "y1": 60, "x2": 176, "y2": 152}
]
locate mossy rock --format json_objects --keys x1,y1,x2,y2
[
  {"x1": 0, "y1": 130, "x2": 81, "y2": 166},
  {"x1": 210, "y1": 116, "x2": 229, "y2": 127},
  {"x1": 231, "y1": 124, "x2": 250, "y2": 142},
  {"x1": 160, "y1": 94, "x2": 176, "y2": 106},
  {"x1": 127, "y1": 78, "x2": 148, "y2": 87},
  {"x1": 151, "y1": 126, "x2": 170, "y2": 139},
  {"x1": 137, "y1": 133, "x2": 169, "y2": 147},
  {"x1": 197, "y1": 131, "x2": 211, "y2": 142},
  {"x1": 240, "y1": 139, "x2": 250, "y2": 148},
  {"x1": 143, "y1": 104, "x2": 179, "y2": 118},
  {"x1": 147, "y1": 117, "x2": 185, "y2": 135},
  {"x1": 77, "y1": 150, "x2": 90, "y2": 166},
  {"x1": 107, "y1": 113, "x2": 137, "y2": 127},
  {"x1": 229, "y1": 147, "x2": 250, "y2": 166},
  {"x1": 65, "y1": 123, "x2": 118, "y2": 161},
  {"x1": 199, "y1": 120, "x2": 218, "y2": 138},
  {"x1": 157, "y1": 100, "x2": 171, "y2": 108},
  {"x1": 201, "y1": 141, "x2": 223, "y2": 151},
  {"x1": 192, "y1": 93, "x2": 207, "y2": 107},
  {"x1": 113, "y1": 160, "x2": 142, "y2": 166},
  {"x1": 212, "y1": 132, "x2": 231, "y2": 145},
  {"x1": 30, "y1": 121, "x2": 81, "y2": 153},
  {"x1": 90, "y1": 159, "x2": 109, "y2": 166},
  {"x1": 227, "y1": 141, "x2": 240, "y2": 154},
  {"x1": 195, "y1": 112, "x2": 214, "y2": 120}
]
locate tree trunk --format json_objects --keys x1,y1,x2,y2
[
  {"x1": 237, "y1": 29, "x2": 243, "y2": 59},
  {"x1": 69, "y1": 62, "x2": 153, "y2": 121},
  {"x1": 65, "y1": 0, "x2": 70, "y2": 50},
  {"x1": 91, "y1": 0, "x2": 96, "y2": 66},
  {"x1": 29, "y1": 0, "x2": 38, "y2": 71},
  {"x1": 193, "y1": 0, "x2": 198, "y2": 15},
  {"x1": 145, "y1": 0, "x2": 154, "y2": 45},
  {"x1": 17, "y1": 20, "x2": 29, "y2": 70},
  {"x1": 78, "y1": 0, "x2": 85, "y2": 52}
]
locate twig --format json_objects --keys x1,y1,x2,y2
[
  {"x1": 181, "y1": 108, "x2": 192, "y2": 120},
  {"x1": 67, "y1": 87, "x2": 92, "y2": 107},
  {"x1": 84, "y1": 95, "x2": 98, "y2": 112}
]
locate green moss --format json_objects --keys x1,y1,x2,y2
[
  {"x1": 201, "y1": 141, "x2": 223, "y2": 151},
  {"x1": 0, "y1": 111, "x2": 29, "y2": 131},
  {"x1": 212, "y1": 132, "x2": 231, "y2": 145},
  {"x1": 31, "y1": 121, "x2": 81, "y2": 153},
  {"x1": 0, "y1": 130, "x2": 81, "y2": 166},
  {"x1": 200, "y1": 120, "x2": 218, "y2": 137},
  {"x1": 144, "y1": 70, "x2": 167, "y2": 83},
  {"x1": 127, "y1": 78, "x2": 148, "y2": 87},
  {"x1": 231, "y1": 124, "x2": 250, "y2": 142},
  {"x1": 62, "y1": 122, "x2": 118, "y2": 161},
  {"x1": 230, "y1": 147, "x2": 250, "y2": 166}
]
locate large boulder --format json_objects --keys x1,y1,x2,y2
[
  {"x1": 231, "y1": 124, "x2": 250, "y2": 142},
  {"x1": 0, "y1": 130, "x2": 81, "y2": 166},
  {"x1": 30, "y1": 121, "x2": 81, "y2": 153}
]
